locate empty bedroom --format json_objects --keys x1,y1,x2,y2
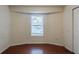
[{"x1": 0, "y1": 5, "x2": 79, "y2": 54}]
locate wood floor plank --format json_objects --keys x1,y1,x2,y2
[{"x1": 2, "y1": 44, "x2": 74, "y2": 54}]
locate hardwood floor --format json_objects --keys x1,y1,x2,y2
[{"x1": 2, "y1": 44, "x2": 74, "y2": 54}]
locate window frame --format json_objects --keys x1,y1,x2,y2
[{"x1": 31, "y1": 14, "x2": 44, "y2": 36}]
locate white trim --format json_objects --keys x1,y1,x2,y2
[
  {"x1": 0, "y1": 45, "x2": 10, "y2": 53},
  {"x1": 10, "y1": 42, "x2": 47, "y2": 46},
  {"x1": 49, "y1": 42, "x2": 64, "y2": 46},
  {"x1": 65, "y1": 45, "x2": 73, "y2": 52},
  {"x1": 10, "y1": 41, "x2": 63, "y2": 46}
]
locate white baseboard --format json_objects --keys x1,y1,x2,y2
[
  {"x1": 0, "y1": 45, "x2": 10, "y2": 53},
  {"x1": 10, "y1": 42, "x2": 48, "y2": 46},
  {"x1": 49, "y1": 42, "x2": 64, "y2": 46},
  {"x1": 10, "y1": 41, "x2": 64, "y2": 47},
  {"x1": 65, "y1": 45, "x2": 73, "y2": 52}
]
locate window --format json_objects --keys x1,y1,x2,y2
[{"x1": 31, "y1": 15, "x2": 44, "y2": 36}]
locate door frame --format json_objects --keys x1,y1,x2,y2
[{"x1": 72, "y1": 6, "x2": 79, "y2": 52}]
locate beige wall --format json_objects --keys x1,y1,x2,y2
[
  {"x1": 10, "y1": 6, "x2": 64, "y2": 46},
  {"x1": 45, "y1": 12, "x2": 64, "y2": 45},
  {"x1": 0, "y1": 6, "x2": 10, "y2": 53},
  {"x1": 63, "y1": 6, "x2": 73, "y2": 51}
]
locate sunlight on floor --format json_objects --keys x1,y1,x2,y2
[{"x1": 30, "y1": 48, "x2": 44, "y2": 54}]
